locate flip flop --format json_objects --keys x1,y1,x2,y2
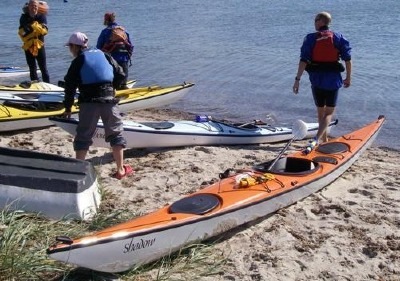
[{"x1": 113, "y1": 164, "x2": 134, "y2": 180}]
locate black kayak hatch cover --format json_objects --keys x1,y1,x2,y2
[
  {"x1": 169, "y1": 194, "x2": 220, "y2": 215},
  {"x1": 316, "y1": 142, "x2": 349, "y2": 154}
]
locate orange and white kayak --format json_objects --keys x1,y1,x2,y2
[{"x1": 47, "y1": 116, "x2": 385, "y2": 273}]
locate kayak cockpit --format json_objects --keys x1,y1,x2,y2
[
  {"x1": 253, "y1": 157, "x2": 320, "y2": 175},
  {"x1": 139, "y1": 121, "x2": 175, "y2": 130}
]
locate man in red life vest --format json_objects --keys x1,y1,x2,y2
[{"x1": 293, "y1": 11, "x2": 352, "y2": 144}]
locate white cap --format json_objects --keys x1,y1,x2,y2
[{"x1": 65, "y1": 32, "x2": 88, "y2": 47}]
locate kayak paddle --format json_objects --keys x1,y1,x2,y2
[{"x1": 267, "y1": 119, "x2": 308, "y2": 171}]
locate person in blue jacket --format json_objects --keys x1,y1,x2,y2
[
  {"x1": 293, "y1": 11, "x2": 352, "y2": 145},
  {"x1": 97, "y1": 12, "x2": 133, "y2": 90},
  {"x1": 63, "y1": 32, "x2": 134, "y2": 179}
]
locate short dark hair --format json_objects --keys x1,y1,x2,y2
[{"x1": 316, "y1": 12, "x2": 332, "y2": 26}]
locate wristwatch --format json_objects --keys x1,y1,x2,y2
[{"x1": 295, "y1": 76, "x2": 300, "y2": 81}]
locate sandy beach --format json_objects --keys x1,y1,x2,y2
[{"x1": 0, "y1": 108, "x2": 399, "y2": 280}]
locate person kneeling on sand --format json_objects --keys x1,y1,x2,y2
[{"x1": 62, "y1": 31, "x2": 133, "y2": 179}]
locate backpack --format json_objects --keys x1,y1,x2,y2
[
  {"x1": 110, "y1": 26, "x2": 128, "y2": 43},
  {"x1": 102, "y1": 26, "x2": 133, "y2": 57}
]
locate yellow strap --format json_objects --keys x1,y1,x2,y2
[{"x1": 263, "y1": 173, "x2": 275, "y2": 180}]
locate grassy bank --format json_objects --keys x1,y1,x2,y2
[{"x1": 0, "y1": 189, "x2": 226, "y2": 280}]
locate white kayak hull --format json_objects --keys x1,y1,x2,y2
[
  {"x1": 50, "y1": 118, "x2": 338, "y2": 148},
  {"x1": 0, "y1": 66, "x2": 39, "y2": 78},
  {"x1": 0, "y1": 113, "x2": 77, "y2": 132},
  {"x1": 0, "y1": 147, "x2": 100, "y2": 220}
]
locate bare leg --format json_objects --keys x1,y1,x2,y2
[
  {"x1": 316, "y1": 106, "x2": 335, "y2": 143},
  {"x1": 112, "y1": 145, "x2": 125, "y2": 175},
  {"x1": 75, "y1": 150, "x2": 88, "y2": 160}
]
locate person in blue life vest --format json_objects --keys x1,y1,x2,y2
[
  {"x1": 293, "y1": 11, "x2": 352, "y2": 144},
  {"x1": 96, "y1": 12, "x2": 134, "y2": 90},
  {"x1": 62, "y1": 32, "x2": 134, "y2": 180},
  {"x1": 18, "y1": 0, "x2": 50, "y2": 82}
]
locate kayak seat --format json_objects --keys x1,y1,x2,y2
[
  {"x1": 232, "y1": 123, "x2": 259, "y2": 130},
  {"x1": 169, "y1": 193, "x2": 220, "y2": 215},
  {"x1": 253, "y1": 157, "x2": 319, "y2": 175},
  {"x1": 214, "y1": 120, "x2": 260, "y2": 131},
  {"x1": 316, "y1": 142, "x2": 349, "y2": 154},
  {"x1": 140, "y1": 121, "x2": 175, "y2": 130}
]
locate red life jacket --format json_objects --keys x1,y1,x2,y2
[{"x1": 312, "y1": 30, "x2": 339, "y2": 62}]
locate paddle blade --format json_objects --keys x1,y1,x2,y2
[{"x1": 292, "y1": 120, "x2": 308, "y2": 140}]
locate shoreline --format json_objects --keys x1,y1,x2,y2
[{"x1": 1, "y1": 108, "x2": 399, "y2": 280}]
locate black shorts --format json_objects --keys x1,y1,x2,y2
[{"x1": 312, "y1": 87, "x2": 339, "y2": 107}]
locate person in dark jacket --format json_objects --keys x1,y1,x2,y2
[
  {"x1": 293, "y1": 11, "x2": 352, "y2": 146},
  {"x1": 18, "y1": 0, "x2": 50, "y2": 82},
  {"x1": 96, "y1": 12, "x2": 134, "y2": 89},
  {"x1": 63, "y1": 32, "x2": 133, "y2": 179}
]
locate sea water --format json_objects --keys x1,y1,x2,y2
[{"x1": 1, "y1": 0, "x2": 398, "y2": 149}]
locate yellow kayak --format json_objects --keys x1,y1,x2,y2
[{"x1": 0, "y1": 82, "x2": 194, "y2": 132}]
